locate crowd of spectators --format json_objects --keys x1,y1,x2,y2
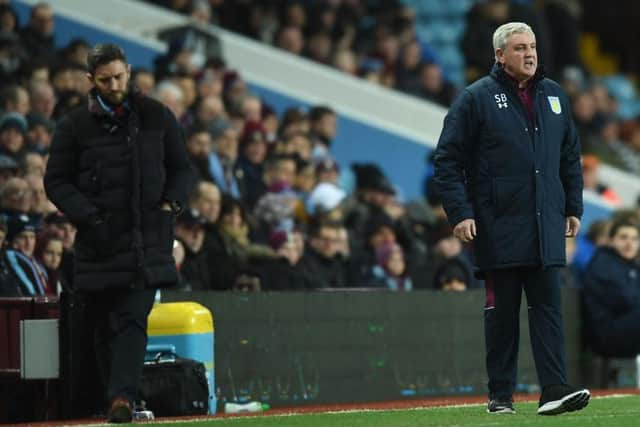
[
  {"x1": 0, "y1": 1, "x2": 480, "y2": 297},
  {"x1": 3, "y1": 1, "x2": 640, "y2": 359}
]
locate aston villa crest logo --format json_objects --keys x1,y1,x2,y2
[{"x1": 548, "y1": 96, "x2": 562, "y2": 114}]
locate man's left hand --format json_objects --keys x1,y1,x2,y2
[{"x1": 565, "y1": 216, "x2": 581, "y2": 237}]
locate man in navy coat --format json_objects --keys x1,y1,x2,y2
[{"x1": 434, "y1": 22, "x2": 589, "y2": 415}]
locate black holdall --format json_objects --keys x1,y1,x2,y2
[{"x1": 139, "y1": 352, "x2": 209, "y2": 416}]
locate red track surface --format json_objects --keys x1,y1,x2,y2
[{"x1": 11, "y1": 388, "x2": 640, "y2": 426}]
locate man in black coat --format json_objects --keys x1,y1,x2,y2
[
  {"x1": 44, "y1": 44, "x2": 194, "y2": 423},
  {"x1": 434, "y1": 22, "x2": 588, "y2": 415}
]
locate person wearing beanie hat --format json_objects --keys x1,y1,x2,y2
[
  {"x1": 433, "y1": 257, "x2": 470, "y2": 291},
  {"x1": 26, "y1": 111, "x2": 54, "y2": 151},
  {"x1": 0, "y1": 112, "x2": 28, "y2": 157},
  {"x1": 2, "y1": 213, "x2": 49, "y2": 296},
  {"x1": 367, "y1": 242, "x2": 413, "y2": 291},
  {"x1": 174, "y1": 208, "x2": 214, "y2": 291}
]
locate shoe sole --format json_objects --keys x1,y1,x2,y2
[
  {"x1": 486, "y1": 407, "x2": 516, "y2": 414},
  {"x1": 538, "y1": 389, "x2": 590, "y2": 415}
]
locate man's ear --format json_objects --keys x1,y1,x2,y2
[
  {"x1": 495, "y1": 48, "x2": 505, "y2": 65},
  {"x1": 86, "y1": 73, "x2": 94, "y2": 85}
]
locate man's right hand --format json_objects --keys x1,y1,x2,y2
[{"x1": 453, "y1": 219, "x2": 476, "y2": 242}]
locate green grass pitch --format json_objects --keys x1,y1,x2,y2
[{"x1": 129, "y1": 394, "x2": 640, "y2": 427}]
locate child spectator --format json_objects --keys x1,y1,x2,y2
[
  {"x1": 433, "y1": 257, "x2": 469, "y2": 292},
  {"x1": 34, "y1": 230, "x2": 65, "y2": 294},
  {"x1": 368, "y1": 242, "x2": 413, "y2": 291}
]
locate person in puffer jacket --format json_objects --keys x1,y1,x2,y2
[{"x1": 44, "y1": 43, "x2": 194, "y2": 423}]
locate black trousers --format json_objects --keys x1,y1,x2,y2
[
  {"x1": 484, "y1": 266, "x2": 567, "y2": 399},
  {"x1": 84, "y1": 288, "x2": 156, "y2": 405}
]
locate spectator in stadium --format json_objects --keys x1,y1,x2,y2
[
  {"x1": 367, "y1": 241, "x2": 413, "y2": 291},
  {"x1": 0, "y1": 215, "x2": 22, "y2": 296},
  {"x1": 185, "y1": 123, "x2": 214, "y2": 182},
  {"x1": 582, "y1": 218, "x2": 640, "y2": 357},
  {"x1": 0, "y1": 176, "x2": 32, "y2": 216},
  {"x1": 434, "y1": 23, "x2": 588, "y2": 415},
  {"x1": 28, "y1": 81, "x2": 56, "y2": 118},
  {"x1": 33, "y1": 230, "x2": 65, "y2": 294},
  {"x1": 174, "y1": 207, "x2": 212, "y2": 290},
  {"x1": 236, "y1": 120, "x2": 268, "y2": 208},
  {"x1": 41, "y1": 211, "x2": 75, "y2": 288},
  {"x1": 217, "y1": 195, "x2": 276, "y2": 289},
  {"x1": 308, "y1": 105, "x2": 337, "y2": 156},
  {"x1": 0, "y1": 112, "x2": 28, "y2": 159},
  {"x1": 43, "y1": 43, "x2": 194, "y2": 423},
  {"x1": 0, "y1": 84, "x2": 30, "y2": 116},
  {"x1": 208, "y1": 118, "x2": 243, "y2": 199},
  {"x1": 0, "y1": 154, "x2": 18, "y2": 185},
  {"x1": 413, "y1": 62, "x2": 458, "y2": 108},
  {"x1": 433, "y1": 256, "x2": 470, "y2": 292},
  {"x1": 25, "y1": 111, "x2": 54, "y2": 151},
  {"x1": 25, "y1": 173, "x2": 56, "y2": 218},
  {"x1": 2, "y1": 213, "x2": 48, "y2": 296},
  {"x1": 131, "y1": 68, "x2": 155, "y2": 97},
  {"x1": 298, "y1": 219, "x2": 348, "y2": 288},
  {"x1": 19, "y1": 2, "x2": 56, "y2": 62}
]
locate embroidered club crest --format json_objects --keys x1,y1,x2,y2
[{"x1": 548, "y1": 96, "x2": 561, "y2": 114}]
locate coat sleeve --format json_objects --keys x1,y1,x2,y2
[
  {"x1": 560, "y1": 95, "x2": 583, "y2": 218},
  {"x1": 161, "y1": 106, "x2": 196, "y2": 209},
  {"x1": 433, "y1": 90, "x2": 477, "y2": 227},
  {"x1": 43, "y1": 115, "x2": 100, "y2": 225}
]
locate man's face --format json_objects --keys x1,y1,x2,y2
[
  {"x1": 32, "y1": 6, "x2": 54, "y2": 36},
  {"x1": 311, "y1": 227, "x2": 340, "y2": 259},
  {"x1": 194, "y1": 184, "x2": 221, "y2": 224},
  {"x1": 611, "y1": 225, "x2": 640, "y2": 261},
  {"x1": 13, "y1": 230, "x2": 36, "y2": 256},
  {"x1": 187, "y1": 131, "x2": 212, "y2": 159},
  {"x1": 216, "y1": 128, "x2": 238, "y2": 161},
  {"x1": 496, "y1": 31, "x2": 537, "y2": 83},
  {"x1": 88, "y1": 60, "x2": 131, "y2": 105}
]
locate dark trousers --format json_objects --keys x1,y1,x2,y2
[
  {"x1": 84, "y1": 288, "x2": 156, "y2": 405},
  {"x1": 484, "y1": 266, "x2": 567, "y2": 399}
]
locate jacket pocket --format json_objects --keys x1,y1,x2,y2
[{"x1": 142, "y1": 208, "x2": 175, "y2": 254}]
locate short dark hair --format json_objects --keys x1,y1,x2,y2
[
  {"x1": 609, "y1": 218, "x2": 639, "y2": 239},
  {"x1": 86, "y1": 43, "x2": 127, "y2": 75},
  {"x1": 309, "y1": 105, "x2": 335, "y2": 123}
]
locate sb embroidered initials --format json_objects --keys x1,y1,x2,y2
[{"x1": 494, "y1": 93, "x2": 508, "y2": 109}]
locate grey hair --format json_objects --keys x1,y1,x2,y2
[{"x1": 492, "y1": 22, "x2": 535, "y2": 58}]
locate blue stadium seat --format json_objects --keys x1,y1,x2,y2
[{"x1": 602, "y1": 75, "x2": 637, "y2": 103}]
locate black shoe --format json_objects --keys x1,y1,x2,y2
[
  {"x1": 487, "y1": 398, "x2": 516, "y2": 414},
  {"x1": 107, "y1": 397, "x2": 133, "y2": 423},
  {"x1": 538, "y1": 384, "x2": 590, "y2": 415}
]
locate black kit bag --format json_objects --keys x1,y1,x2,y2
[{"x1": 139, "y1": 353, "x2": 209, "y2": 416}]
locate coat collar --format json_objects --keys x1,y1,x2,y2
[
  {"x1": 87, "y1": 85, "x2": 141, "y2": 117},
  {"x1": 490, "y1": 62, "x2": 545, "y2": 89}
]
